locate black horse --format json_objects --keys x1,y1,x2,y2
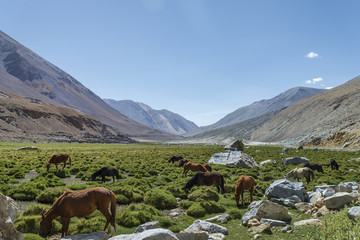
[
  {"x1": 168, "y1": 156, "x2": 183, "y2": 164},
  {"x1": 178, "y1": 159, "x2": 189, "y2": 167},
  {"x1": 303, "y1": 162, "x2": 324, "y2": 173},
  {"x1": 183, "y1": 171, "x2": 225, "y2": 194},
  {"x1": 330, "y1": 159, "x2": 339, "y2": 170},
  {"x1": 91, "y1": 167, "x2": 120, "y2": 183}
]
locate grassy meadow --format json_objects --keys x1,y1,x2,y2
[{"x1": 0, "y1": 142, "x2": 360, "y2": 240}]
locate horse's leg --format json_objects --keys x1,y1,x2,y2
[
  {"x1": 249, "y1": 189, "x2": 253, "y2": 203},
  {"x1": 241, "y1": 190, "x2": 244, "y2": 206},
  {"x1": 112, "y1": 175, "x2": 115, "y2": 183},
  {"x1": 216, "y1": 185, "x2": 220, "y2": 193},
  {"x1": 102, "y1": 174, "x2": 106, "y2": 183},
  {"x1": 98, "y1": 204, "x2": 112, "y2": 233},
  {"x1": 55, "y1": 164, "x2": 59, "y2": 172},
  {"x1": 63, "y1": 161, "x2": 66, "y2": 170},
  {"x1": 61, "y1": 217, "x2": 71, "y2": 237}
]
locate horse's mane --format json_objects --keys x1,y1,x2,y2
[{"x1": 44, "y1": 189, "x2": 73, "y2": 216}]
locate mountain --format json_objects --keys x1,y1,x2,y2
[
  {"x1": 0, "y1": 30, "x2": 176, "y2": 141},
  {"x1": 0, "y1": 92, "x2": 135, "y2": 143},
  {"x1": 185, "y1": 87, "x2": 325, "y2": 137},
  {"x1": 104, "y1": 99, "x2": 198, "y2": 135},
  {"x1": 250, "y1": 76, "x2": 360, "y2": 148}
]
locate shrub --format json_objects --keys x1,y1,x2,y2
[
  {"x1": 23, "y1": 204, "x2": 51, "y2": 216},
  {"x1": 186, "y1": 200, "x2": 225, "y2": 218},
  {"x1": 8, "y1": 182, "x2": 42, "y2": 201},
  {"x1": 112, "y1": 186, "x2": 133, "y2": 204},
  {"x1": 23, "y1": 233, "x2": 45, "y2": 240},
  {"x1": 187, "y1": 202, "x2": 206, "y2": 218},
  {"x1": 117, "y1": 203, "x2": 161, "y2": 227},
  {"x1": 36, "y1": 187, "x2": 67, "y2": 203},
  {"x1": 144, "y1": 189, "x2": 177, "y2": 210},
  {"x1": 179, "y1": 200, "x2": 195, "y2": 210},
  {"x1": 69, "y1": 184, "x2": 87, "y2": 190},
  {"x1": 14, "y1": 215, "x2": 61, "y2": 234},
  {"x1": 226, "y1": 208, "x2": 242, "y2": 219},
  {"x1": 188, "y1": 188, "x2": 219, "y2": 202}
]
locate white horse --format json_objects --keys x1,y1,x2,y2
[{"x1": 285, "y1": 167, "x2": 314, "y2": 184}]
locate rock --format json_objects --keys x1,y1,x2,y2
[
  {"x1": 225, "y1": 140, "x2": 244, "y2": 151},
  {"x1": 259, "y1": 218, "x2": 287, "y2": 227},
  {"x1": 247, "y1": 218, "x2": 261, "y2": 227},
  {"x1": 0, "y1": 193, "x2": 23, "y2": 240},
  {"x1": 297, "y1": 146, "x2": 304, "y2": 150},
  {"x1": 348, "y1": 206, "x2": 360, "y2": 221},
  {"x1": 61, "y1": 231, "x2": 108, "y2": 240},
  {"x1": 16, "y1": 146, "x2": 39, "y2": 150},
  {"x1": 281, "y1": 225, "x2": 292, "y2": 233},
  {"x1": 259, "y1": 159, "x2": 277, "y2": 165},
  {"x1": 349, "y1": 169, "x2": 357, "y2": 173},
  {"x1": 254, "y1": 234, "x2": 262, "y2": 239},
  {"x1": 208, "y1": 233, "x2": 225, "y2": 240},
  {"x1": 208, "y1": 151, "x2": 258, "y2": 168},
  {"x1": 247, "y1": 223, "x2": 272, "y2": 235},
  {"x1": 185, "y1": 220, "x2": 228, "y2": 235},
  {"x1": 295, "y1": 202, "x2": 313, "y2": 213},
  {"x1": 108, "y1": 228, "x2": 178, "y2": 240},
  {"x1": 282, "y1": 148, "x2": 289, "y2": 154},
  {"x1": 205, "y1": 214, "x2": 230, "y2": 224},
  {"x1": 176, "y1": 230, "x2": 208, "y2": 240},
  {"x1": 335, "y1": 182, "x2": 359, "y2": 193},
  {"x1": 270, "y1": 198, "x2": 295, "y2": 208},
  {"x1": 324, "y1": 192, "x2": 359, "y2": 209},
  {"x1": 313, "y1": 206, "x2": 330, "y2": 217},
  {"x1": 294, "y1": 219, "x2": 322, "y2": 227},
  {"x1": 282, "y1": 157, "x2": 309, "y2": 165},
  {"x1": 265, "y1": 179, "x2": 305, "y2": 202},
  {"x1": 342, "y1": 142, "x2": 350, "y2": 148},
  {"x1": 134, "y1": 221, "x2": 159, "y2": 233},
  {"x1": 241, "y1": 201, "x2": 291, "y2": 226}
]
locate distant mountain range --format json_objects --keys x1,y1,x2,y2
[
  {"x1": 185, "y1": 87, "x2": 326, "y2": 137},
  {"x1": 0, "y1": 30, "x2": 176, "y2": 142},
  {"x1": 104, "y1": 99, "x2": 198, "y2": 135}
]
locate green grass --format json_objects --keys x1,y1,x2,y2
[{"x1": 0, "y1": 142, "x2": 359, "y2": 239}]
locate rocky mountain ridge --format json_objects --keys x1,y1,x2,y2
[{"x1": 104, "y1": 99, "x2": 198, "y2": 135}]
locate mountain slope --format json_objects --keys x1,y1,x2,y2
[
  {"x1": 104, "y1": 99, "x2": 198, "y2": 135},
  {"x1": 250, "y1": 76, "x2": 360, "y2": 148},
  {"x1": 0, "y1": 92, "x2": 135, "y2": 143},
  {"x1": 185, "y1": 87, "x2": 325, "y2": 137},
  {"x1": 0, "y1": 30, "x2": 175, "y2": 141}
]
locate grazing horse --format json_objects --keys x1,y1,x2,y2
[
  {"x1": 182, "y1": 162, "x2": 208, "y2": 177},
  {"x1": 178, "y1": 159, "x2": 189, "y2": 167},
  {"x1": 38, "y1": 187, "x2": 116, "y2": 238},
  {"x1": 183, "y1": 171, "x2": 225, "y2": 194},
  {"x1": 204, "y1": 164, "x2": 212, "y2": 172},
  {"x1": 91, "y1": 167, "x2": 121, "y2": 183},
  {"x1": 285, "y1": 167, "x2": 314, "y2": 184},
  {"x1": 330, "y1": 159, "x2": 339, "y2": 170},
  {"x1": 168, "y1": 155, "x2": 183, "y2": 164},
  {"x1": 46, "y1": 154, "x2": 72, "y2": 172},
  {"x1": 303, "y1": 162, "x2": 324, "y2": 173},
  {"x1": 235, "y1": 175, "x2": 255, "y2": 206}
]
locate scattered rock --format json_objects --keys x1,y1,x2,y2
[
  {"x1": 176, "y1": 230, "x2": 208, "y2": 240},
  {"x1": 324, "y1": 192, "x2": 359, "y2": 209},
  {"x1": 185, "y1": 220, "x2": 228, "y2": 235},
  {"x1": 281, "y1": 225, "x2": 292, "y2": 233},
  {"x1": 108, "y1": 228, "x2": 178, "y2": 240},
  {"x1": 241, "y1": 201, "x2": 291, "y2": 226},
  {"x1": 247, "y1": 218, "x2": 261, "y2": 227},
  {"x1": 254, "y1": 234, "x2": 262, "y2": 239},
  {"x1": 0, "y1": 193, "x2": 23, "y2": 240},
  {"x1": 348, "y1": 206, "x2": 360, "y2": 221},
  {"x1": 247, "y1": 223, "x2": 272, "y2": 235},
  {"x1": 313, "y1": 206, "x2": 330, "y2": 217},
  {"x1": 61, "y1": 231, "x2": 108, "y2": 240},
  {"x1": 295, "y1": 202, "x2": 313, "y2": 213},
  {"x1": 334, "y1": 182, "x2": 359, "y2": 193},
  {"x1": 208, "y1": 151, "x2": 258, "y2": 168},
  {"x1": 294, "y1": 219, "x2": 322, "y2": 227},
  {"x1": 282, "y1": 157, "x2": 309, "y2": 165},
  {"x1": 205, "y1": 214, "x2": 230, "y2": 224},
  {"x1": 16, "y1": 146, "x2": 39, "y2": 151},
  {"x1": 134, "y1": 221, "x2": 159, "y2": 233},
  {"x1": 225, "y1": 140, "x2": 245, "y2": 151},
  {"x1": 259, "y1": 159, "x2": 277, "y2": 165},
  {"x1": 208, "y1": 233, "x2": 225, "y2": 240},
  {"x1": 265, "y1": 179, "x2": 305, "y2": 202},
  {"x1": 259, "y1": 218, "x2": 287, "y2": 227}
]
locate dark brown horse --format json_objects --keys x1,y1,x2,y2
[
  {"x1": 183, "y1": 171, "x2": 225, "y2": 194},
  {"x1": 235, "y1": 175, "x2": 255, "y2": 206},
  {"x1": 38, "y1": 187, "x2": 116, "y2": 237},
  {"x1": 46, "y1": 154, "x2": 72, "y2": 172},
  {"x1": 91, "y1": 167, "x2": 121, "y2": 183},
  {"x1": 168, "y1": 155, "x2": 183, "y2": 164},
  {"x1": 178, "y1": 159, "x2": 189, "y2": 167},
  {"x1": 330, "y1": 159, "x2": 339, "y2": 170},
  {"x1": 182, "y1": 162, "x2": 208, "y2": 177},
  {"x1": 303, "y1": 162, "x2": 324, "y2": 173}
]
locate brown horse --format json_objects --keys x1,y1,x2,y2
[
  {"x1": 183, "y1": 171, "x2": 225, "y2": 194},
  {"x1": 235, "y1": 175, "x2": 255, "y2": 206},
  {"x1": 46, "y1": 153, "x2": 72, "y2": 172},
  {"x1": 168, "y1": 155, "x2": 184, "y2": 164},
  {"x1": 91, "y1": 167, "x2": 121, "y2": 183},
  {"x1": 38, "y1": 187, "x2": 116, "y2": 238},
  {"x1": 303, "y1": 162, "x2": 324, "y2": 173},
  {"x1": 182, "y1": 162, "x2": 208, "y2": 177}
]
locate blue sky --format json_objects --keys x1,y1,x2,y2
[{"x1": 1, "y1": 0, "x2": 359, "y2": 126}]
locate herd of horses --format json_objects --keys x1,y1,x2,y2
[{"x1": 39, "y1": 153, "x2": 341, "y2": 237}]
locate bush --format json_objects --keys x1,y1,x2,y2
[
  {"x1": 117, "y1": 203, "x2": 161, "y2": 227},
  {"x1": 112, "y1": 186, "x2": 133, "y2": 204},
  {"x1": 188, "y1": 188, "x2": 219, "y2": 202},
  {"x1": 23, "y1": 204, "x2": 51, "y2": 216},
  {"x1": 69, "y1": 184, "x2": 87, "y2": 190},
  {"x1": 186, "y1": 200, "x2": 225, "y2": 218},
  {"x1": 187, "y1": 202, "x2": 206, "y2": 218},
  {"x1": 14, "y1": 215, "x2": 61, "y2": 234},
  {"x1": 179, "y1": 200, "x2": 195, "y2": 210},
  {"x1": 8, "y1": 182, "x2": 42, "y2": 201},
  {"x1": 23, "y1": 233, "x2": 45, "y2": 240},
  {"x1": 144, "y1": 189, "x2": 177, "y2": 210},
  {"x1": 226, "y1": 208, "x2": 242, "y2": 220},
  {"x1": 36, "y1": 187, "x2": 67, "y2": 203}
]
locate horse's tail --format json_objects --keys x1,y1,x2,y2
[
  {"x1": 68, "y1": 155, "x2": 72, "y2": 167},
  {"x1": 220, "y1": 174, "x2": 225, "y2": 194},
  {"x1": 110, "y1": 191, "x2": 117, "y2": 232}
]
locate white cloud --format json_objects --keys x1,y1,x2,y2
[
  {"x1": 305, "y1": 52, "x2": 319, "y2": 58},
  {"x1": 306, "y1": 77, "x2": 323, "y2": 84},
  {"x1": 325, "y1": 87, "x2": 333, "y2": 89}
]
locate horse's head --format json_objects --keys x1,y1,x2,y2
[
  {"x1": 38, "y1": 210, "x2": 52, "y2": 237},
  {"x1": 183, "y1": 180, "x2": 193, "y2": 192}
]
